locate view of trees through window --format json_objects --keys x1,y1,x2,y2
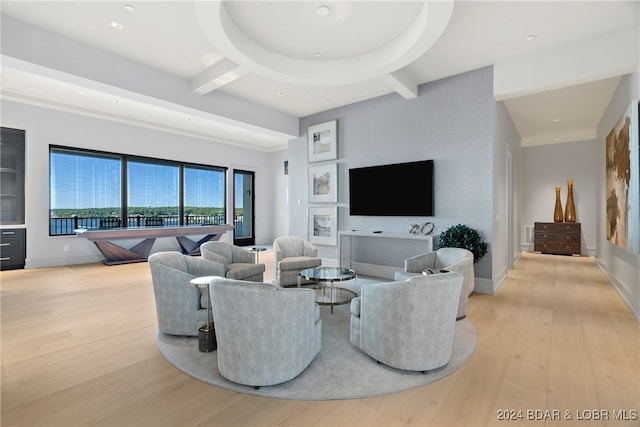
[{"x1": 49, "y1": 146, "x2": 227, "y2": 235}]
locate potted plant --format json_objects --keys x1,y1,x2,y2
[{"x1": 438, "y1": 224, "x2": 488, "y2": 264}]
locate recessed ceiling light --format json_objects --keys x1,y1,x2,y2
[
  {"x1": 525, "y1": 35, "x2": 536, "y2": 41},
  {"x1": 278, "y1": 92, "x2": 285, "y2": 96},
  {"x1": 552, "y1": 118, "x2": 561, "y2": 122},
  {"x1": 317, "y1": 6, "x2": 331, "y2": 16},
  {"x1": 110, "y1": 20, "x2": 124, "y2": 30},
  {"x1": 124, "y1": 4, "x2": 134, "y2": 12},
  {"x1": 313, "y1": 53, "x2": 321, "y2": 58}
]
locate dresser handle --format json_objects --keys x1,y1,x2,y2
[
  {"x1": 0, "y1": 243, "x2": 10, "y2": 246},
  {"x1": 0, "y1": 257, "x2": 10, "y2": 261},
  {"x1": 2, "y1": 231, "x2": 15, "y2": 235}
]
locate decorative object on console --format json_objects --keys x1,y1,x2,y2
[
  {"x1": 564, "y1": 179, "x2": 576, "y2": 223},
  {"x1": 554, "y1": 186, "x2": 564, "y2": 222},
  {"x1": 438, "y1": 224, "x2": 487, "y2": 264},
  {"x1": 308, "y1": 120, "x2": 337, "y2": 163},
  {"x1": 409, "y1": 222, "x2": 434, "y2": 235},
  {"x1": 421, "y1": 222, "x2": 435, "y2": 235}
]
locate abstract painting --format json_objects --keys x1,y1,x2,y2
[{"x1": 606, "y1": 100, "x2": 639, "y2": 253}]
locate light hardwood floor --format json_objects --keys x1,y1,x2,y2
[{"x1": 1, "y1": 251, "x2": 638, "y2": 427}]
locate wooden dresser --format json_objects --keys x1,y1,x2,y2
[{"x1": 534, "y1": 222, "x2": 581, "y2": 255}]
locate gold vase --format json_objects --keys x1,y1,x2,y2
[
  {"x1": 553, "y1": 186, "x2": 564, "y2": 222},
  {"x1": 564, "y1": 179, "x2": 576, "y2": 223}
]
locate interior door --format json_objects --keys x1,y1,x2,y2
[{"x1": 233, "y1": 169, "x2": 255, "y2": 246}]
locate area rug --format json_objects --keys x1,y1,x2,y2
[{"x1": 156, "y1": 303, "x2": 477, "y2": 400}]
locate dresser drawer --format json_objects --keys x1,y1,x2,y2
[
  {"x1": 534, "y1": 222, "x2": 580, "y2": 255},
  {"x1": 0, "y1": 228, "x2": 26, "y2": 270}
]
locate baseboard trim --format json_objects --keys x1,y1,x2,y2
[
  {"x1": 26, "y1": 254, "x2": 103, "y2": 269},
  {"x1": 596, "y1": 258, "x2": 640, "y2": 322}
]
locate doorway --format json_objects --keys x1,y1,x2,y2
[{"x1": 233, "y1": 169, "x2": 255, "y2": 246}]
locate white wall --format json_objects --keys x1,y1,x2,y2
[
  {"x1": 596, "y1": 70, "x2": 640, "y2": 320},
  {"x1": 1, "y1": 100, "x2": 281, "y2": 268},
  {"x1": 521, "y1": 139, "x2": 600, "y2": 255}
]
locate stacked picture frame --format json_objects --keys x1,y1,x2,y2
[{"x1": 307, "y1": 120, "x2": 338, "y2": 246}]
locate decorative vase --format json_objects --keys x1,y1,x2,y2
[
  {"x1": 564, "y1": 179, "x2": 576, "y2": 223},
  {"x1": 553, "y1": 186, "x2": 563, "y2": 222}
]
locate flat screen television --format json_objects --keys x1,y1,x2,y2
[{"x1": 349, "y1": 160, "x2": 434, "y2": 216}]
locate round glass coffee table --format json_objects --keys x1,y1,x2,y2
[{"x1": 298, "y1": 267, "x2": 357, "y2": 313}]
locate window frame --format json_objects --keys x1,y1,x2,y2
[{"x1": 49, "y1": 145, "x2": 227, "y2": 236}]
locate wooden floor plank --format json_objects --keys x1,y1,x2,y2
[{"x1": 1, "y1": 251, "x2": 638, "y2": 426}]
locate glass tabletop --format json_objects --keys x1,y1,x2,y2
[{"x1": 299, "y1": 266, "x2": 357, "y2": 282}]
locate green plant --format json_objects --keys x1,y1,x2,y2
[{"x1": 438, "y1": 224, "x2": 488, "y2": 264}]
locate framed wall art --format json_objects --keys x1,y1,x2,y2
[
  {"x1": 606, "y1": 100, "x2": 639, "y2": 253},
  {"x1": 308, "y1": 207, "x2": 338, "y2": 246},
  {"x1": 308, "y1": 163, "x2": 337, "y2": 203},
  {"x1": 308, "y1": 120, "x2": 337, "y2": 162}
]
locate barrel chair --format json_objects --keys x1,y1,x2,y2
[
  {"x1": 350, "y1": 272, "x2": 463, "y2": 372},
  {"x1": 210, "y1": 278, "x2": 322, "y2": 388},
  {"x1": 394, "y1": 247, "x2": 474, "y2": 319},
  {"x1": 148, "y1": 251, "x2": 225, "y2": 336},
  {"x1": 200, "y1": 241, "x2": 265, "y2": 282},
  {"x1": 273, "y1": 236, "x2": 321, "y2": 287}
]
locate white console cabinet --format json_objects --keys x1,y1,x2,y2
[{"x1": 338, "y1": 230, "x2": 433, "y2": 279}]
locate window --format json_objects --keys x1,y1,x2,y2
[
  {"x1": 50, "y1": 148, "x2": 121, "y2": 234},
  {"x1": 49, "y1": 146, "x2": 227, "y2": 235},
  {"x1": 184, "y1": 165, "x2": 225, "y2": 225},
  {"x1": 127, "y1": 159, "x2": 179, "y2": 225}
]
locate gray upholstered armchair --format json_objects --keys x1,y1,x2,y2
[
  {"x1": 200, "y1": 241, "x2": 265, "y2": 282},
  {"x1": 394, "y1": 248, "x2": 474, "y2": 319},
  {"x1": 350, "y1": 272, "x2": 463, "y2": 372},
  {"x1": 210, "y1": 279, "x2": 322, "y2": 387},
  {"x1": 273, "y1": 236, "x2": 321, "y2": 287},
  {"x1": 148, "y1": 251, "x2": 225, "y2": 336}
]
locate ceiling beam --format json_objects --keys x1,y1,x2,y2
[
  {"x1": 379, "y1": 69, "x2": 418, "y2": 99},
  {"x1": 190, "y1": 58, "x2": 248, "y2": 95}
]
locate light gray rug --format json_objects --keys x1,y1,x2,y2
[{"x1": 156, "y1": 303, "x2": 477, "y2": 400}]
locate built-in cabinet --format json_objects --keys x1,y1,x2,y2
[
  {"x1": 1, "y1": 127, "x2": 26, "y2": 270},
  {"x1": 534, "y1": 222, "x2": 581, "y2": 256}
]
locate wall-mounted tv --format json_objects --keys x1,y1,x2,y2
[{"x1": 349, "y1": 160, "x2": 434, "y2": 216}]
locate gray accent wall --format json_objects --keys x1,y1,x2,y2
[{"x1": 288, "y1": 67, "x2": 498, "y2": 285}]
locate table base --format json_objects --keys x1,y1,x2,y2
[{"x1": 198, "y1": 326, "x2": 216, "y2": 352}]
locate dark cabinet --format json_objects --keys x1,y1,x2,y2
[
  {"x1": 1, "y1": 127, "x2": 25, "y2": 225},
  {"x1": 1, "y1": 127, "x2": 26, "y2": 270},
  {"x1": 534, "y1": 222, "x2": 581, "y2": 255},
  {"x1": 1, "y1": 228, "x2": 26, "y2": 270}
]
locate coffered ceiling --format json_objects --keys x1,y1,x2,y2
[{"x1": 1, "y1": 1, "x2": 638, "y2": 151}]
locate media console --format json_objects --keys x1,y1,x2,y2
[
  {"x1": 75, "y1": 224, "x2": 234, "y2": 265},
  {"x1": 338, "y1": 230, "x2": 434, "y2": 278}
]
